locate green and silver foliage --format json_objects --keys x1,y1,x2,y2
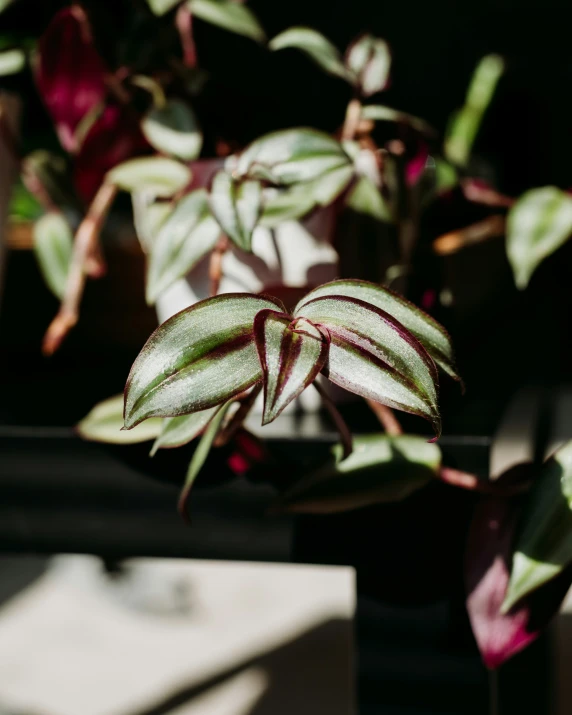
[
  {"x1": 506, "y1": 186, "x2": 572, "y2": 289},
  {"x1": 141, "y1": 99, "x2": 203, "y2": 161},
  {"x1": 77, "y1": 394, "x2": 163, "y2": 444},
  {"x1": 502, "y1": 440, "x2": 572, "y2": 613},
  {"x1": 124, "y1": 279, "x2": 458, "y2": 437},
  {"x1": 279, "y1": 434, "x2": 441, "y2": 513},
  {"x1": 33, "y1": 212, "x2": 73, "y2": 300},
  {"x1": 209, "y1": 171, "x2": 262, "y2": 252},
  {"x1": 107, "y1": 157, "x2": 191, "y2": 198},
  {"x1": 0, "y1": 48, "x2": 25, "y2": 76},
  {"x1": 444, "y1": 54, "x2": 505, "y2": 168},
  {"x1": 270, "y1": 28, "x2": 390, "y2": 98}
]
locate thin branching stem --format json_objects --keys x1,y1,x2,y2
[
  {"x1": 42, "y1": 182, "x2": 117, "y2": 355},
  {"x1": 367, "y1": 399, "x2": 403, "y2": 436},
  {"x1": 314, "y1": 380, "x2": 353, "y2": 459},
  {"x1": 214, "y1": 384, "x2": 262, "y2": 447},
  {"x1": 176, "y1": 4, "x2": 198, "y2": 69},
  {"x1": 209, "y1": 235, "x2": 229, "y2": 297}
]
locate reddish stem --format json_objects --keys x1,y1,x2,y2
[
  {"x1": 209, "y1": 235, "x2": 229, "y2": 296},
  {"x1": 176, "y1": 5, "x2": 198, "y2": 68},
  {"x1": 367, "y1": 399, "x2": 403, "y2": 436}
]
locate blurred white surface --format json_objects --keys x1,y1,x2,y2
[{"x1": 0, "y1": 556, "x2": 355, "y2": 715}]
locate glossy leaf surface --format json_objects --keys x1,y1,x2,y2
[
  {"x1": 78, "y1": 395, "x2": 162, "y2": 444},
  {"x1": 141, "y1": 99, "x2": 202, "y2": 161},
  {"x1": 295, "y1": 295, "x2": 441, "y2": 434},
  {"x1": 146, "y1": 189, "x2": 220, "y2": 303},
  {"x1": 506, "y1": 186, "x2": 572, "y2": 289},
  {"x1": 236, "y1": 129, "x2": 351, "y2": 186},
  {"x1": 280, "y1": 434, "x2": 439, "y2": 513},
  {"x1": 254, "y1": 311, "x2": 329, "y2": 424},
  {"x1": 107, "y1": 157, "x2": 191, "y2": 198},
  {"x1": 124, "y1": 294, "x2": 282, "y2": 428},
  {"x1": 444, "y1": 54, "x2": 504, "y2": 167},
  {"x1": 296, "y1": 279, "x2": 459, "y2": 381},
  {"x1": 187, "y1": 0, "x2": 265, "y2": 42},
  {"x1": 150, "y1": 405, "x2": 220, "y2": 456},
  {"x1": 209, "y1": 171, "x2": 261, "y2": 252},
  {"x1": 269, "y1": 27, "x2": 348, "y2": 80},
  {"x1": 33, "y1": 212, "x2": 73, "y2": 300},
  {"x1": 503, "y1": 441, "x2": 572, "y2": 612},
  {"x1": 345, "y1": 34, "x2": 390, "y2": 96}
]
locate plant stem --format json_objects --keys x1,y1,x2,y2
[
  {"x1": 176, "y1": 5, "x2": 198, "y2": 68},
  {"x1": 0, "y1": 103, "x2": 20, "y2": 164},
  {"x1": 342, "y1": 98, "x2": 362, "y2": 141},
  {"x1": 438, "y1": 466, "x2": 530, "y2": 496},
  {"x1": 367, "y1": 399, "x2": 403, "y2": 436},
  {"x1": 42, "y1": 182, "x2": 117, "y2": 356},
  {"x1": 314, "y1": 380, "x2": 353, "y2": 459},
  {"x1": 130, "y1": 75, "x2": 167, "y2": 109},
  {"x1": 433, "y1": 215, "x2": 506, "y2": 256},
  {"x1": 209, "y1": 235, "x2": 229, "y2": 296}
]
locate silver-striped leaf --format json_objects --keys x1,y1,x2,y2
[
  {"x1": 209, "y1": 171, "x2": 261, "y2": 252},
  {"x1": 269, "y1": 27, "x2": 349, "y2": 80},
  {"x1": 345, "y1": 34, "x2": 391, "y2": 97},
  {"x1": 78, "y1": 395, "x2": 162, "y2": 444},
  {"x1": 107, "y1": 157, "x2": 191, "y2": 198},
  {"x1": 186, "y1": 0, "x2": 265, "y2": 42},
  {"x1": 124, "y1": 294, "x2": 283, "y2": 428},
  {"x1": 253, "y1": 311, "x2": 329, "y2": 425},
  {"x1": 141, "y1": 99, "x2": 203, "y2": 161},
  {"x1": 295, "y1": 279, "x2": 459, "y2": 382}
]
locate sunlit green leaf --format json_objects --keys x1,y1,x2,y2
[
  {"x1": 296, "y1": 278, "x2": 459, "y2": 382},
  {"x1": 506, "y1": 186, "x2": 572, "y2": 289},
  {"x1": 146, "y1": 0, "x2": 180, "y2": 15},
  {"x1": 280, "y1": 434, "x2": 439, "y2": 513},
  {"x1": 295, "y1": 294, "x2": 441, "y2": 435},
  {"x1": 146, "y1": 189, "x2": 220, "y2": 303},
  {"x1": 33, "y1": 213, "x2": 73, "y2": 300},
  {"x1": 345, "y1": 35, "x2": 390, "y2": 97},
  {"x1": 150, "y1": 405, "x2": 220, "y2": 455},
  {"x1": 178, "y1": 400, "x2": 234, "y2": 518},
  {"x1": 77, "y1": 395, "x2": 162, "y2": 444},
  {"x1": 444, "y1": 54, "x2": 504, "y2": 167},
  {"x1": 361, "y1": 104, "x2": 434, "y2": 135},
  {"x1": 209, "y1": 171, "x2": 261, "y2": 252},
  {"x1": 107, "y1": 157, "x2": 191, "y2": 198},
  {"x1": 345, "y1": 175, "x2": 392, "y2": 222},
  {"x1": 0, "y1": 48, "x2": 24, "y2": 76},
  {"x1": 502, "y1": 441, "x2": 572, "y2": 613},
  {"x1": 187, "y1": 0, "x2": 265, "y2": 42},
  {"x1": 269, "y1": 27, "x2": 348, "y2": 80},
  {"x1": 253, "y1": 311, "x2": 329, "y2": 424},
  {"x1": 236, "y1": 128, "x2": 351, "y2": 186},
  {"x1": 124, "y1": 294, "x2": 283, "y2": 428},
  {"x1": 142, "y1": 99, "x2": 203, "y2": 161}
]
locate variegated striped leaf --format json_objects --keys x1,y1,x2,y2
[
  {"x1": 345, "y1": 34, "x2": 391, "y2": 97},
  {"x1": 150, "y1": 405, "x2": 221, "y2": 456},
  {"x1": 269, "y1": 27, "x2": 349, "y2": 80},
  {"x1": 295, "y1": 279, "x2": 459, "y2": 382},
  {"x1": 235, "y1": 129, "x2": 351, "y2": 186},
  {"x1": 187, "y1": 0, "x2": 266, "y2": 43},
  {"x1": 124, "y1": 294, "x2": 283, "y2": 428},
  {"x1": 107, "y1": 157, "x2": 191, "y2": 198},
  {"x1": 295, "y1": 295, "x2": 441, "y2": 435},
  {"x1": 506, "y1": 186, "x2": 572, "y2": 289},
  {"x1": 146, "y1": 189, "x2": 220, "y2": 304},
  {"x1": 253, "y1": 310, "x2": 329, "y2": 425},
  {"x1": 209, "y1": 171, "x2": 261, "y2": 252}
]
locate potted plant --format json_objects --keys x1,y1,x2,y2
[{"x1": 3, "y1": 1, "x2": 572, "y2": 711}]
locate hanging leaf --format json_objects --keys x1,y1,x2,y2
[
  {"x1": 131, "y1": 193, "x2": 173, "y2": 252},
  {"x1": 345, "y1": 175, "x2": 392, "y2": 222},
  {"x1": 150, "y1": 405, "x2": 220, "y2": 455},
  {"x1": 77, "y1": 395, "x2": 162, "y2": 444},
  {"x1": 186, "y1": 0, "x2": 266, "y2": 42},
  {"x1": 106, "y1": 157, "x2": 191, "y2": 198},
  {"x1": 269, "y1": 27, "x2": 348, "y2": 80},
  {"x1": 361, "y1": 104, "x2": 434, "y2": 136},
  {"x1": 280, "y1": 434, "x2": 439, "y2": 513},
  {"x1": 295, "y1": 295, "x2": 441, "y2": 435},
  {"x1": 296, "y1": 279, "x2": 459, "y2": 382},
  {"x1": 236, "y1": 128, "x2": 351, "y2": 186},
  {"x1": 345, "y1": 34, "x2": 391, "y2": 97},
  {"x1": 0, "y1": 48, "x2": 25, "y2": 76},
  {"x1": 178, "y1": 400, "x2": 234, "y2": 519},
  {"x1": 466, "y1": 493, "x2": 572, "y2": 669},
  {"x1": 502, "y1": 441, "x2": 572, "y2": 612},
  {"x1": 444, "y1": 54, "x2": 504, "y2": 167},
  {"x1": 146, "y1": 189, "x2": 220, "y2": 303},
  {"x1": 146, "y1": 0, "x2": 180, "y2": 14},
  {"x1": 141, "y1": 99, "x2": 203, "y2": 161},
  {"x1": 253, "y1": 311, "x2": 329, "y2": 424},
  {"x1": 209, "y1": 171, "x2": 261, "y2": 252},
  {"x1": 33, "y1": 213, "x2": 73, "y2": 300},
  {"x1": 124, "y1": 294, "x2": 283, "y2": 428},
  {"x1": 506, "y1": 186, "x2": 572, "y2": 289}
]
